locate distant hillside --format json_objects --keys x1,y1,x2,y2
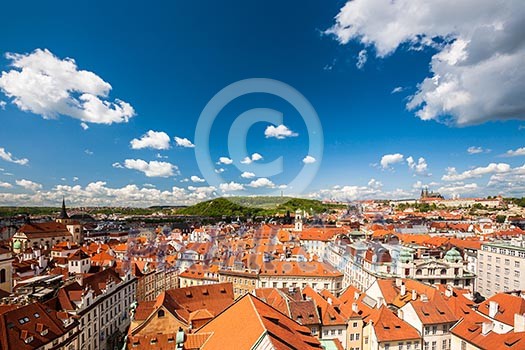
[{"x1": 175, "y1": 196, "x2": 345, "y2": 217}]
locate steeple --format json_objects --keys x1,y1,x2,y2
[{"x1": 59, "y1": 197, "x2": 69, "y2": 219}]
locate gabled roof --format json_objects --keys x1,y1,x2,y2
[
  {"x1": 0, "y1": 301, "x2": 76, "y2": 349},
  {"x1": 196, "y1": 293, "x2": 322, "y2": 350},
  {"x1": 368, "y1": 306, "x2": 420, "y2": 342},
  {"x1": 451, "y1": 318, "x2": 525, "y2": 350},
  {"x1": 478, "y1": 293, "x2": 525, "y2": 326}
]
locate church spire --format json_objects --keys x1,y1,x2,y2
[{"x1": 59, "y1": 197, "x2": 69, "y2": 219}]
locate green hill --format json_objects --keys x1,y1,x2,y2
[{"x1": 175, "y1": 196, "x2": 345, "y2": 217}]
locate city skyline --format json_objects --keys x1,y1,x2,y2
[{"x1": 1, "y1": 0, "x2": 524, "y2": 206}]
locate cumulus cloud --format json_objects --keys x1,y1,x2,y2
[
  {"x1": 84, "y1": 149, "x2": 93, "y2": 156},
  {"x1": 190, "y1": 175, "x2": 205, "y2": 183},
  {"x1": 80, "y1": 122, "x2": 89, "y2": 130},
  {"x1": 380, "y1": 153, "x2": 404, "y2": 169},
  {"x1": 327, "y1": 0, "x2": 525, "y2": 126},
  {"x1": 0, "y1": 49, "x2": 135, "y2": 124},
  {"x1": 215, "y1": 168, "x2": 225, "y2": 174},
  {"x1": 407, "y1": 156, "x2": 430, "y2": 176},
  {"x1": 356, "y1": 49, "x2": 367, "y2": 69},
  {"x1": 503, "y1": 147, "x2": 525, "y2": 157},
  {"x1": 241, "y1": 171, "x2": 256, "y2": 179},
  {"x1": 303, "y1": 155, "x2": 316, "y2": 164},
  {"x1": 218, "y1": 157, "x2": 233, "y2": 165},
  {"x1": 264, "y1": 124, "x2": 298, "y2": 139},
  {"x1": 130, "y1": 130, "x2": 171, "y2": 150},
  {"x1": 437, "y1": 182, "x2": 479, "y2": 197},
  {"x1": 0, "y1": 101, "x2": 6, "y2": 110},
  {"x1": 487, "y1": 164, "x2": 525, "y2": 196},
  {"x1": 123, "y1": 159, "x2": 178, "y2": 178},
  {"x1": 248, "y1": 178, "x2": 275, "y2": 188},
  {"x1": 308, "y1": 178, "x2": 411, "y2": 201},
  {"x1": 219, "y1": 181, "x2": 244, "y2": 192},
  {"x1": 16, "y1": 179, "x2": 42, "y2": 191},
  {"x1": 0, "y1": 181, "x2": 218, "y2": 206},
  {"x1": 0, "y1": 147, "x2": 28, "y2": 165},
  {"x1": 442, "y1": 163, "x2": 511, "y2": 181},
  {"x1": 240, "y1": 153, "x2": 263, "y2": 165},
  {"x1": 0, "y1": 181, "x2": 12, "y2": 188},
  {"x1": 174, "y1": 136, "x2": 195, "y2": 148}
]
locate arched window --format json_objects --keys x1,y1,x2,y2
[
  {"x1": 440, "y1": 268, "x2": 447, "y2": 275},
  {"x1": 0, "y1": 269, "x2": 6, "y2": 283},
  {"x1": 157, "y1": 310, "x2": 165, "y2": 318},
  {"x1": 416, "y1": 269, "x2": 422, "y2": 276}
]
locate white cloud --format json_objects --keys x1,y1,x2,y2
[
  {"x1": 73, "y1": 177, "x2": 79, "y2": 182},
  {"x1": 327, "y1": 0, "x2": 525, "y2": 126},
  {"x1": 80, "y1": 122, "x2": 89, "y2": 130},
  {"x1": 487, "y1": 164, "x2": 525, "y2": 196},
  {"x1": 0, "y1": 101, "x2": 6, "y2": 110},
  {"x1": 130, "y1": 130, "x2": 171, "y2": 150},
  {"x1": 0, "y1": 49, "x2": 135, "y2": 124},
  {"x1": 249, "y1": 178, "x2": 275, "y2": 188},
  {"x1": 251, "y1": 153, "x2": 263, "y2": 161},
  {"x1": 241, "y1": 153, "x2": 264, "y2": 165},
  {"x1": 123, "y1": 159, "x2": 178, "y2": 178},
  {"x1": 264, "y1": 124, "x2": 298, "y2": 139},
  {"x1": 219, "y1": 182, "x2": 244, "y2": 192},
  {"x1": 218, "y1": 157, "x2": 233, "y2": 165},
  {"x1": 391, "y1": 87, "x2": 404, "y2": 94},
  {"x1": 356, "y1": 49, "x2": 367, "y2": 69},
  {"x1": 0, "y1": 181, "x2": 12, "y2": 188},
  {"x1": 442, "y1": 163, "x2": 511, "y2": 181},
  {"x1": 503, "y1": 147, "x2": 525, "y2": 157},
  {"x1": 241, "y1": 171, "x2": 256, "y2": 179},
  {"x1": 16, "y1": 179, "x2": 42, "y2": 191},
  {"x1": 215, "y1": 168, "x2": 225, "y2": 174},
  {"x1": 467, "y1": 146, "x2": 485, "y2": 154},
  {"x1": 112, "y1": 162, "x2": 123, "y2": 169},
  {"x1": 0, "y1": 181, "x2": 218, "y2": 206},
  {"x1": 174, "y1": 136, "x2": 195, "y2": 148},
  {"x1": 380, "y1": 153, "x2": 404, "y2": 169},
  {"x1": 407, "y1": 156, "x2": 430, "y2": 176},
  {"x1": 302, "y1": 155, "x2": 316, "y2": 164},
  {"x1": 437, "y1": 182, "x2": 479, "y2": 197},
  {"x1": 0, "y1": 147, "x2": 29, "y2": 165},
  {"x1": 84, "y1": 149, "x2": 93, "y2": 156},
  {"x1": 190, "y1": 175, "x2": 205, "y2": 183}
]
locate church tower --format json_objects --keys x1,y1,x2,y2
[{"x1": 294, "y1": 209, "x2": 303, "y2": 232}]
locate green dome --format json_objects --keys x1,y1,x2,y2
[
  {"x1": 445, "y1": 248, "x2": 462, "y2": 262},
  {"x1": 399, "y1": 248, "x2": 414, "y2": 262},
  {"x1": 13, "y1": 240, "x2": 21, "y2": 249}
]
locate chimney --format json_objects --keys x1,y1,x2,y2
[
  {"x1": 352, "y1": 302, "x2": 358, "y2": 313},
  {"x1": 327, "y1": 298, "x2": 333, "y2": 305},
  {"x1": 354, "y1": 291, "x2": 360, "y2": 300},
  {"x1": 514, "y1": 314, "x2": 525, "y2": 333},
  {"x1": 400, "y1": 283, "x2": 406, "y2": 297},
  {"x1": 481, "y1": 321, "x2": 493, "y2": 335},
  {"x1": 489, "y1": 301, "x2": 499, "y2": 318},
  {"x1": 395, "y1": 278, "x2": 402, "y2": 287},
  {"x1": 445, "y1": 285, "x2": 453, "y2": 298},
  {"x1": 420, "y1": 294, "x2": 428, "y2": 302},
  {"x1": 398, "y1": 309, "x2": 404, "y2": 320},
  {"x1": 377, "y1": 296, "x2": 384, "y2": 308},
  {"x1": 412, "y1": 289, "x2": 417, "y2": 301}
]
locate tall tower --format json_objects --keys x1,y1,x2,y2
[{"x1": 294, "y1": 209, "x2": 303, "y2": 232}]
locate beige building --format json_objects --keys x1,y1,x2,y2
[
  {"x1": 218, "y1": 268, "x2": 259, "y2": 298},
  {"x1": 477, "y1": 240, "x2": 525, "y2": 297},
  {"x1": 0, "y1": 247, "x2": 13, "y2": 293},
  {"x1": 259, "y1": 261, "x2": 343, "y2": 295}
]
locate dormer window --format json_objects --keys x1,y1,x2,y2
[
  {"x1": 24, "y1": 336, "x2": 33, "y2": 344},
  {"x1": 157, "y1": 310, "x2": 165, "y2": 318},
  {"x1": 40, "y1": 328, "x2": 48, "y2": 336}
]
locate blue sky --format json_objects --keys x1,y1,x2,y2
[{"x1": 0, "y1": 0, "x2": 524, "y2": 206}]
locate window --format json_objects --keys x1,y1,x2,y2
[
  {"x1": 0, "y1": 269, "x2": 5, "y2": 283},
  {"x1": 353, "y1": 322, "x2": 358, "y2": 328},
  {"x1": 157, "y1": 310, "x2": 165, "y2": 318},
  {"x1": 431, "y1": 341, "x2": 436, "y2": 350},
  {"x1": 432, "y1": 325, "x2": 437, "y2": 335},
  {"x1": 461, "y1": 340, "x2": 466, "y2": 350},
  {"x1": 424, "y1": 342, "x2": 429, "y2": 350},
  {"x1": 338, "y1": 329, "x2": 342, "y2": 335},
  {"x1": 515, "y1": 261, "x2": 520, "y2": 268},
  {"x1": 399, "y1": 342, "x2": 403, "y2": 350},
  {"x1": 442, "y1": 340, "x2": 447, "y2": 350}
]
